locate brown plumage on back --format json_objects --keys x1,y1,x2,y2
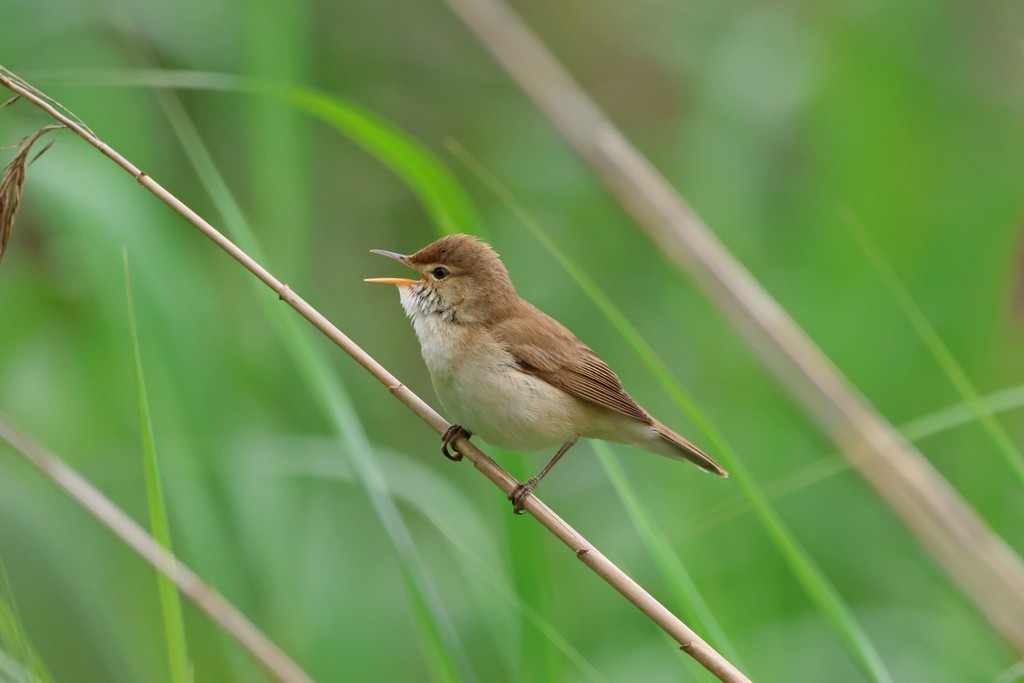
[
  {"x1": 368, "y1": 233, "x2": 726, "y2": 512},
  {"x1": 492, "y1": 301, "x2": 726, "y2": 476},
  {"x1": 492, "y1": 302, "x2": 650, "y2": 422}
]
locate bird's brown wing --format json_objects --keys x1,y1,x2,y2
[
  {"x1": 493, "y1": 302, "x2": 727, "y2": 476},
  {"x1": 491, "y1": 303, "x2": 652, "y2": 424}
]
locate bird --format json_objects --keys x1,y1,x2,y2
[{"x1": 366, "y1": 233, "x2": 726, "y2": 513}]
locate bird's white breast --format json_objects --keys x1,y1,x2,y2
[{"x1": 399, "y1": 286, "x2": 584, "y2": 451}]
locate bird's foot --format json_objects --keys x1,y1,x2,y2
[
  {"x1": 441, "y1": 424, "x2": 471, "y2": 462},
  {"x1": 508, "y1": 477, "x2": 539, "y2": 515}
]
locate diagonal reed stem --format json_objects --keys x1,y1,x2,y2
[
  {"x1": 0, "y1": 412, "x2": 313, "y2": 683},
  {"x1": 436, "y1": 0, "x2": 1024, "y2": 653},
  {"x1": 0, "y1": 67, "x2": 750, "y2": 683}
]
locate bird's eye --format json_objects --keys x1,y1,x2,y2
[{"x1": 431, "y1": 267, "x2": 450, "y2": 280}]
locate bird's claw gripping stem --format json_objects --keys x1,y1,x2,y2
[
  {"x1": 441, "y1": 424, "x2": 471, "y2": 462},
  {"x1": 508, "y1": 478, "x2": 539, "y2": 514}
]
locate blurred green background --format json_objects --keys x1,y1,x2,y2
[{"x1": 1, "y1": 0, "x2": 1023, "y2": 681}]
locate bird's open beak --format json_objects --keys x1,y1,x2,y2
[
  {"x1": 364, "y1": 277, "x2": 418, "y2": 285},
  {"x1": 365, "y1": 249, "x2": 419, "y2": 287}
]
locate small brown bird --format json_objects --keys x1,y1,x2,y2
[{"x1": 367, "y1": 234, "x2": 726, "y2": 513}]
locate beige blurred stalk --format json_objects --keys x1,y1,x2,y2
[
  {"x1": 437, "y1": 0, "x2": 1024, "y2": 653},
  {"x1": 0, "y1": 413, "x2": 314, "y2": 683}
]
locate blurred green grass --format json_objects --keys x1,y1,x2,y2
[
  {"x1": 124, "y1": 254, "x2": 190, "y2": 683},
  {"x1": 1, "y1": 0, "x2": 1023, "y2": 682}
]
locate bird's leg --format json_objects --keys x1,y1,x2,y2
[
  {"x1": 441, "y1": 424, "x2": 472, "y2": 462},
  {"x1": 509, "y1": 439, "x2": 577, "y2": 514}
]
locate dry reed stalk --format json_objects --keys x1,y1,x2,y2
[
  {"x1": 0, "y1": 66, "x2": 751, "y2": 682},
  {"x1": 0, "y1": 413, "x2": 313, "y2": 683},
  {"x1": 437, "y1": 0, "x2": 1024, "y2": 652}
]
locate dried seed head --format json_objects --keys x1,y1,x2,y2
[{"x1": 0, "y1": 124, "x2": 63, "y2": 265}]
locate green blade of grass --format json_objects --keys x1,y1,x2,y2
[
  {"x1": 685, "y1": 383, "x2": 1024, "y2": 539},
  {"x1": 142, "y1": 78, "x2": 474, "y2": 682},
  {"x1": 901, "y1": 384, "x2": 1024, "y2": 442},
  {"x1": 123, "y1": 252, "x2": 190, "y2": 683},
  {"x1": 0, "y1": 557, "x2": 53, "y2": 683},
  {"x1": 0, "y1": 415, "x2": 315, "y2": 683},
  {"x1": 241, "y1": 0, "x2": 313, "y2": 280},
  {"x1": 240, "y1": 440, "x2": 608, "y2": 682},
  {"x1": 37, "y1": 69, "x2": 484, "y2": 238},
  {"x1": 503, "y1": 508, "x2": 559, "y2": 683},
  {"x1": 449, "y1": 142, "x2": 892, "y2": 683},
  {"x1": 282, "y1": 85, "x2": 485, "y2": 238},
  {"x1": 0, "y1": 648, "x2": 36, "y2": 683},
  {"x1": 592, "y1": 442, "x2": 742, "y2": 671},
  {"x1": 841, "y1": 207, "x2": 1024, "y2": 488}
]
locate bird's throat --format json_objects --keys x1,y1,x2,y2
[{"x1": 398, "y1": 284, "x2": 463, "y2": 377}]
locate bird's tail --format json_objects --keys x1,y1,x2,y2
[{"x1": 649, "y1": 420, "x2": 728, "y2": 477}]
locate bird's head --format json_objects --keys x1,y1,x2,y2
[{"x1": 367, "y1": 234, "x2": 518, "y2": 325}]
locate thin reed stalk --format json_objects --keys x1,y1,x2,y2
[{"x1": 0, "y1": 66, "x2": 750, "y2": 683}]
